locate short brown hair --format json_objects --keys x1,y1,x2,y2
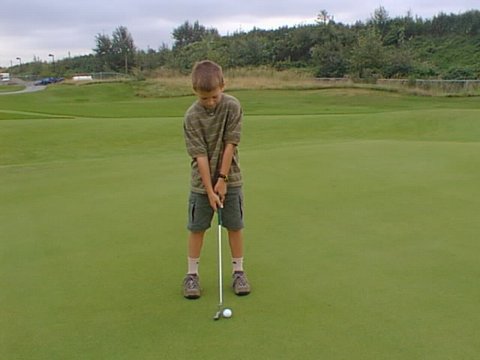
[{"x1": 191, "y1": 60, "x2": 224, "y2": 92}]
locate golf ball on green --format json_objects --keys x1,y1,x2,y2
[{"x1": 223, "y1": 308, "x2": 232, "y2": 318}]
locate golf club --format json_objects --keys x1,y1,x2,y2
[{"x1": 213, "y1": 207, "x2": 224, "y2": 320}]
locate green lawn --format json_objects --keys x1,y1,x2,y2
[
  {"x1": 0, "y1": 85, "x2": 25, "y2": 93},
  {"x1": 1, "y1": 84, "x2": 480, "y2": 359}
]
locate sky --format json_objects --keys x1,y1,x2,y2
[{"x1": 1, "y1": 0, "x2": 478, "y2": 68}]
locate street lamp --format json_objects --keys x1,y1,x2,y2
[
  {"x1": 16, "y1": 57, "x2": 22, "y2": 66},
  {"x1": 48, "y1": 53, "x2": 55, "y2": 74}
]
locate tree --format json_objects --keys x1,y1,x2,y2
[
  {"x1": 430, "y1": 12, "x2": 454, "y2": 36},
  {"x1": 226, "y1": 34, "x2": 270, "y2": 67},
  {"x1": 310, "y1": 24, "x2": 350, "y2": 77},
  {"x1": 288, "y1": 26, "x2": 317, "y2": 63},
  {"x1": 349, "y1": 28, "x2": 386, "y2": 79},
  {"x1": 93, "y1": 33, "x2": 113, "y2": 71},
  {"x1": 369, "y1": 6, "x2": 390, "y2": 39},
  {"x1": 112, "y1": 26, "x2": 136, "y2": 73},
  {"x1": 383, "y1": 19, "x2": 406, "y2": 46},
  {"x1": 136, "y1": 43, "x2": 173, "y2": 71},
  {"x1": 93, "y1": 26, "x2": 136, "y2": 73},
  {"x1": 454, "y1": 10, "x2": 480, "y2": 35},
  {"x1": 172, "y1": 21, "x2": 220, "y2": 49},
  {"x1": 383, "y1": 46, "x2": 416, "y2": 78},
  {"x1": 317, "y1": 10, "x2": 333, "y2": 25},
  {"x1": 311, "y1": 42, "x2": 347, "y2": 77}
]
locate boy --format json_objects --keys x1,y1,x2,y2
[{"x1": 182, "y1": 60, "x2": 251, "y2": 299}]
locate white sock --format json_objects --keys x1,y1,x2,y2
[
  {"x1": 232, "y1": 257, "x2": 244, "y2": 273},
  {"x1": 188, "y1": 257, "x2": 200, "y2": 275}
]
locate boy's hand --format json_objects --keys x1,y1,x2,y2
[
  {"x1": 207, "y1": 191, "x2": 223, "y2": 211},
  {"x1": 214, "y1": 179, "x2": 227, "y2": 204}
]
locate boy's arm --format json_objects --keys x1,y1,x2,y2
[
  {"x1": 196, "y1": 155, "x2": 223, "y2": 210},
  {"x1": 214, "y1": 143, "x2": 236, "y2": 202}
]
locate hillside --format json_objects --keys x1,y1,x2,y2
[
  {"x1": 410, "y1": 34, "x2": 480, "y2": 78},
  {"x1": 4, "y1": 9, "x2": 480, "y2": 80}
]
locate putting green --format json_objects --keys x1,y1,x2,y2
[{"x1": 1, "y1": 86, "x2": 480, "y2": 359}]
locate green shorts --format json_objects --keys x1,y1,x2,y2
[{"x1": 187, "y1": 187, "x2": 244, "y2": 232}]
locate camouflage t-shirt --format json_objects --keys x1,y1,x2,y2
[{"x1": 184, "y1": 93, "x2": 243, "y2": 194}]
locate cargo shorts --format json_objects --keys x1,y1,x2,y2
[{"x1": 187, "y1": 187, "x2": 244, "y2": 232}]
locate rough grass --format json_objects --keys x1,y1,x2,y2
[
  {"x1": 132, "y1": 67, "x2": 318, "y2": 97},
  {"x1": 130, "y1": 67, "x2": 480, "y2": 98}
]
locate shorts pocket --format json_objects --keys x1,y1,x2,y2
[
  {"x1": 238, "y1": 193, "x2": 244, "y2": 220},
  {"x1": 188, "y1": 197, "x2": 196, "y2": 224}
]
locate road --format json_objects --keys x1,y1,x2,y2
[{"x1": 0, "y1": 79, "x2": 46, "y2": 95}]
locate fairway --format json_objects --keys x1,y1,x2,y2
[{"x1": 1, "y1": 85, "x2": 480, "y2": 359}]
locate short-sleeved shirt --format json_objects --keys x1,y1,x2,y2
[{"x1": 184, "y1": 93, "x2": 243, "y2": 194}]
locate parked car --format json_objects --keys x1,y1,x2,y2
[{"x1": 34, "y1": 77, "x2": 64, "y2": 86}]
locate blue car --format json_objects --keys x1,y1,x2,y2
[{"x1": 34, "y1": 77, "x2": 64, "y2": 86}]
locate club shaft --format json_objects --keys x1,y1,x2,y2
[{"x1": 217, "y1": 222, "x2": 223, "y2": 306}]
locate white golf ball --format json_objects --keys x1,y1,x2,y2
[{"x1": 222, "y1": 308, "x2": 233, "y2": 318}]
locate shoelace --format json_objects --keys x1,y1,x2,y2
[
  {"x1": 234, "y1": 273, "x2": 248, "y2": 287},
  {"x1": 185, "y1": 276, "x2": 199, "y2": 289}
]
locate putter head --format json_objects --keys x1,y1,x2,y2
[{"x1": 213, "y1": 310, "x2": 222, "y2": 321}]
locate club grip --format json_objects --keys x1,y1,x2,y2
[{"x1": 217, "y1": 207, "x2": 223, "y2": 226}]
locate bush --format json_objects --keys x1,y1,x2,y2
[
  {"x1": 412, "y1": 64, "x2": 440, "y2": 78},
  {"x1": 443, "y1": 67, "x2": 476, "y2": 80}
]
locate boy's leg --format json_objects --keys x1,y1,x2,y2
[
  {"x1": 183, "y1": 231, "x2": 204, "y2": 299},
  {"x1": 189, "y1": 231, "x2": 204, "y2": 263},
  {"x1": 222, "y1": 187, "x2": 251, "y2": 296},
  {"x1": 228, "y1": 229, "x2": 251, "y2": 296},
  {"x1": 228, "y1": 229, "x2": 244, "y2": 271},
  {"x1": 185, "y1": 192, "x2": 213, "y2": 277},
  {"x1": 188, "y1": 231, "x2": 204, "y2": 274},
  {"x1": 183, "y1": 191, "x2": 213, "y2": 299}
]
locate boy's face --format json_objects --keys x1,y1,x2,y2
[{"x1": 195, "y1": 86, "x2": 224, "y2": 111}]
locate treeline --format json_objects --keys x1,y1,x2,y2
[{"x1": 9, "y1": 8, "x2": 480, "y2": 80}]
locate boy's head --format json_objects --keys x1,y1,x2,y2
[
  {"x1": 192, "y1": 60, "x2": 224, "y2": 92},
  {"x1": 192, "y1": 60, "x2": 225, "y2": 110}
]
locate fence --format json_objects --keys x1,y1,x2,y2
[
  {"x1": 90, "y1": 72, "x2": 132, "y2": 80},
  {"x1": 377, "y1": 79, "x2": 480, "y2": 93}
]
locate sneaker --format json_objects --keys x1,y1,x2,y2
[
  {"x1": 183, "y1": 274, "x2": 201, "y2": 299},
  {"x1": 232, "y1": 271, "x2": 251, "y2": 296}
]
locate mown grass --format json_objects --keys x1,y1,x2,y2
[
  {"x1": 1, "y1": 79, "x2": 479, "y2": 120},
  {"x1": 0, "y1": 85, "x2": 25, "y2": 92},
  {"x1": 1, "y1": 84, "x2": 480, "y2": 360}
]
